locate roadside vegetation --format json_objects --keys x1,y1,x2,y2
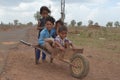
[
  {"x1": 0, "y1": 20, "x2": 34, "y2": 31},
  {"x1": 68, "y1": 27, "x2": 120, "y2": 53}
]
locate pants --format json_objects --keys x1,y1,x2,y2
[{"x1": 35, "y1": 48, "x2": 46, "y2": 60}]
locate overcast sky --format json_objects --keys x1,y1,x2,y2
[{"x1": 0, "y1": 0, "x2": 120, "y2": 26}]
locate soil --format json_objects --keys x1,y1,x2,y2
[{"x1": 0, "y1": 27, "x2": 120, "y2": 80}]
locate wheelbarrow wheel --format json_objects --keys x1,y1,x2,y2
[{"x1": 70, "y1": 53, "x2": 89, "y2": 79}]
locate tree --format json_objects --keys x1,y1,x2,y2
[
  {"x1": 106, "y1": 23, "x2": 109, "y2": 27},
  {"x1": 14, "y1": 20, "x2": 18, "y2": 25},
  {"x1": 18, "y1": 23, "x2": 22, "y2": 26},
  {"x1": 94, "y1": 22, "x2": 99, "y2": 26},
  {"x1": 77, "y1": 21, "x2": 82, "y2": 27},
  {"x1": 8, "y1": 22, "x2": 13, "y2": 27},
  {"x1": 114, "y1": 21, "x2": 119, "y2": 27},
  {"x1": 71, "y1": 20, "x2": 76, "y2": 27},
  {"x1": 106, "y1": 22, "x2": 113, "y2": 27},
  {"x1": 0, "y1": 21, "x2": 4, "y2": 26},
  {"x1": 94, "y1": 22, "x2": 100, "y2": 27},
  {"x1": 34, "y1": 11, "x2": 42, "y2": 21},
  {"x1": 27, "y1": 22, "x2": 33, "y2": 26},
  {"x1": 88, "y1": 20, "x2": 93, "y2": 26}
]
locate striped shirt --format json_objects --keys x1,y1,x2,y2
[{"x1": 54, "y1": 35, "x2": 72, "y2": 46}]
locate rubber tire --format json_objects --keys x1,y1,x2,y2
[{"x1": 70, "y1": 53, "x2": 89, "y2": 79}]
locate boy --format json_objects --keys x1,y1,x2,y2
[
  {"x1": 38, "y1": 16, "x2": 56, "y2": 63},
  {"x1": 35, "y1": 6, "x2": 52, "y2": 64},
  {"x1": 54, "y1": 20, "x2": 64, "y2": 37},
  {"x1": 54, "y1": 26, "x2": 76, "y2": 51}
]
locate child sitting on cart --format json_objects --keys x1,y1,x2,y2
[
  {"x1": 50, "y1": 26, "x2": 76, "y2": 62},
  {"x1": 54, "y1": 20, "x2": 64, "y2": 36},
  {"x1": 54, "y1": 26, "x2": 76, "y2": 51},
  {"x1": 44, "y1": 19, "x2": 64, "y2": 46},
  {"x1": 38, "y1": 16, "x2": 56, "y2": 63}
]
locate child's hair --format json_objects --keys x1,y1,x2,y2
[
  {"x1": 45, "y1": 16, "x2": 55, "y2": 24},
  {"x1": 58, "y1": 26, "x2": 68, "y2": 33},
  {"x1": 56, "y1": 19, "x2": 64, "y2": 26},
  {"x1": 40, "y1": 6, "x2": 51, "y2": 14}
]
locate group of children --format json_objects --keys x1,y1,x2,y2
[{"x1": 35, "y1": 6, "x2": 75, "y2": 64}]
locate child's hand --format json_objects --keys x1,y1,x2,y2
[
  {"x1": 72, "y1": 46, "x2": 76, "y2": 50},
  {"x1": 60, "y1": 46, "x2": 65, "y2": 51},
  {"x1": 45, "y1": 38, "x2": 54, "y2": 43}
]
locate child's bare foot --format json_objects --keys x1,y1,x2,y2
[
  {"x1": 35, "y1": 59, "x2": 40, "y2": 64},
  {"x1": 50, "y1": 58, "x2": 54, "y2": 63},
  {"x1": 42, "y1": 60, "x2": 47, "y2": 63}
]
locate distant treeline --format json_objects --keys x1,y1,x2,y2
[{"x1": 0, "y1": 20, "x2": 35, "y2": 31}]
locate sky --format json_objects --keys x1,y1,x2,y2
[{"x1": 0, "y1": 0, "x2": 120, "y2": 26}]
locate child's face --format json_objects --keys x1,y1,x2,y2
[
  {"x1": 59, "y1": 31, "x2": 67, "y2": 39},
  {"x1": 41, "y1": 10, "x2": 48, "y2": 18},
  {"x1": 45, "y1": 21, "x2": 53, "y2": 31},
  {"x1": 56, "y1": 23, "x2": 61, "y2": 28}
]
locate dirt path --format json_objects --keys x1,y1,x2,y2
[
  {"x1": 0, "y1": 27, "x2": 29, "y2": 75},
  {"x1": 0, "y1": 27, "x2": 120, "y2": 80},
  {"x1": 0, "y1": 27, "x2": 29, "y2": 49}
]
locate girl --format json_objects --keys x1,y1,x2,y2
[{"x1": 36, "y1": 6, "x2": 53, "y2": 64}]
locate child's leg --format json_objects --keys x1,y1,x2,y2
[
  {"x1": 43, "y1": 42, "x2": 55, "y2": 63},
  {"x1": 35, "y1": 48, "x2": 40, "y2": 60},
  {"x1": 64, "y1": 42, "x2": 70, "y2": 48},
  {"x1": 35, "y1": 48, "x2": 46, "y2": 63},
  {"x1": 35, "y1": 48, "x2": 40, "y2": 64},
  {"x1": 59, "y1": 51, "x2": 64, "y2": 60},
  {"x1": 42, "y1": 52, "x2": 46, "y2": 60},
  {"x1": 43, "y1": 42, "x2": 55, "y2": 58}
]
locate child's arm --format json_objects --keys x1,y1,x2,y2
[
  {"x1": 37, "y1": 20, "x2": 44, "y2": 30},
  {"x1": 38, "y1": 32, "x2": 45, "y2": 46},
  {"x1": 54, "y1": 41, "x2": 65, "y2": 51},
  {"x1": 37, "y1": 20, "x2": 41, "y2": 30},
  {"x1": 70, "y1": 42, "x2": 76, "y2": 50},
  {"x1": 67, "y1": 39, "x2": 76, "y2": 49},
  {"x1": 45, "y1": 38, "x2": 54, "y2": 44}
]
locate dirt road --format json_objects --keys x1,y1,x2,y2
[
  {"x1": 0, "y1": 27, "x2": 28, "y2": 75},
  {"x1": 0, "y1": 27, "x2": 29, "y2": 50},
  {"x1": 0, "y1": 27, "x2": 120, "y2": 80}
]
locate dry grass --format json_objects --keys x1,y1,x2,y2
[
  {"x1": 68, "y1": 27, "x2": 120, "y2": 54},
  {"x1": 0, "y1": 25, "x2": 31, "y2": 32}
]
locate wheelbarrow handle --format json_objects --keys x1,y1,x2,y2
[
  {"x1": 20, "y1": 40, "x2": 51, "y2": 56},
  {"x1": 20, "y1": 40, "x2": 32, "y2": 46}
]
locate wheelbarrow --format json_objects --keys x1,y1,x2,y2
[{"x1": 20, "y1": 40, "x2": 89, "y2": 79}]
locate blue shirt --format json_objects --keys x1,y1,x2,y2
[
  {"x1": 51, "y1": 28, "x2": 57, "y2": 38},
  {"x1": 38, "y1": 28, "x2": 56, "y2": 46}
]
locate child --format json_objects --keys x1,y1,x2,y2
[
  {"x1": 54, "y1": 26, "x2": 76, "y2": 51},
  {"x1": 38, "y1": 16, "x2": 56, "y2": 63},
  {"x1": 50, "y1": 19, "x2": 64, "y2": 39},
  {"x1": 36, "y1": 6, "x2": 52, "y2": 64},
  {"x1": 54, "y1": 20, "x2": 64, "y2": 37},
  {"x1": 37, "y1": 6, "x2": 51, "y2": 37}
]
